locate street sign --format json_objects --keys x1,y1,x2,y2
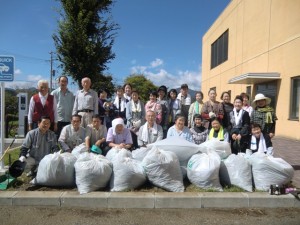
[{"x1": 0, "y1": 56, "x2": 14, "y2": 82}]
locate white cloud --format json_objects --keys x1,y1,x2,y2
[
  {"x1": 150, "y1": 58, "x2": 163, "y2": 68},
  {"x1": 130, "y1": 59, "x2": 202, "y2": 91},
  {"x1": 14, "y1": 69, "x2": 22, "y2": 75},
  {"x1": 27, "y1": 74, "x2": 43, "y2": 82}
]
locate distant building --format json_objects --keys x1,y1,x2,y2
[{"x1": 201, "y1": 0, "x2": 300, "y2": 140}]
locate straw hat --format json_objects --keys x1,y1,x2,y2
[{"x1": 252, "y1": 93, "x2": 271, "y2": 105}]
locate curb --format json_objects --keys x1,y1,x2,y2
[{"x1": 0, "y1": 191, "x2": 299, "y2": 208}]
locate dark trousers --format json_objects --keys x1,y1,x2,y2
[{"x1": 56, "y1": 121, "x2": 70, "y2": 139}]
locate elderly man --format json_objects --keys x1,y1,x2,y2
[
  {"x1": 19, "y1": 116, "x2": 59, "y2": 176},
  {"x1": 51, "y1": 75, "x2": 74, "y2": 138},
  {"x1": 138, "y1": 110, "x2": 163, "y2": 147},
  {"x1": 72, "y1": 77, "x2": 98, "y2": 128},
  {"x1": 28, "y1": 80, "x2": 58, "y2": 132},
  {"x1": 58, "y1": 114, "x2": 86, "y2": 152}
]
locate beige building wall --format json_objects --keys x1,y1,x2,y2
[{"x1": 202, "y1": 0, "x2": 300, "y2": 140}]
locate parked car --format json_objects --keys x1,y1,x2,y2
[{"x1": 0, "y1": 63, "x2": 9, "y2": 73}]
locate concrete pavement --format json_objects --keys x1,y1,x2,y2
[{"x1": 0, "y1": 191, "x2": 299, "y2": 208}]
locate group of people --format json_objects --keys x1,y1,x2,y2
[{"x1": 18, "y1": 76, "x2": 277, "y2": 176}]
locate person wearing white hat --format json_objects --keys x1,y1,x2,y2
[{"x1": 250, "y1": 93, "x2": 277, "y2": 138}]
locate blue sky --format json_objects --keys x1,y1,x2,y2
[{"x1": 0, "y1": 0, "x2": 230, "y2": 93}]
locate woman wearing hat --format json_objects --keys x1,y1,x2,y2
[{"x1": 251, "y1": 93, "x2": 277, "y2": 138}]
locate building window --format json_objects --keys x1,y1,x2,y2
[
  {"x1": 211, "y1": 29, "x2": 229, "y2": 69},
  {"x1": 290, "y1": 76, "x2": 300, "y2": 120}
]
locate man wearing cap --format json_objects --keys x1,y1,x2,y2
[
  {"x1": 58, "y1": 114, "x2": 86, "y2": 152},
  {"x1": 72, "y1": 77, "x2": 98, "y2": 128},
  {"x1": 177, "y1": 84, "x2": 192, "y2": 126},
  {"x1": 157, "y1": 85, "x2": 169, "y2": 138},
  {"x1": 85, "y1": 114, "x2": 107, "y2": 154},
  {"x1": 19, "y1": 116, "x2": 59, "y2": 176},
  {"x1": 251, "y1": 93, "x2": 277, "y2": 138}
]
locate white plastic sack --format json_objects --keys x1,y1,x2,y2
[
  {"x1": 75, "y1": 152, "x2": 112, "y2": 194},
  {"x1": 187, "y1": 151, "x2": 223, "y2": 191},
  {"x1": 219, "y1": 153, "x2": 253, "y2": 192},
  {"x1": 249, "y1": 152, "x2": 294, "y2": 191},
  {"x1": 35, "y1": 152, "x2": 77, "y2": 187},
  {"x1": 132, "y1": 147, "x2": 150, "y2": 162},
  {"x1": 148, "y1": 136, "x2": 202, "y2": 166},
  {"x1": 142, "y1": 146, "x2": 184, "y2": 192},
  {"x1": 110, "y1": 149, "x2": 146, "y2": 191},
  {"x1": 198, "y1": 138, "x2": 231, "y2": 159},
  {"x1": 72, "y1": 143, "x2": 88, "y2": 158},
  {"x1": 105, "y1": 147, "x2": 132, "y2": 162}
]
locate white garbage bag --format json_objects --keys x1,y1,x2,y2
[
  {"x1": 132, "y1": 147, "x2": 150, "y2": 162},
  {"x1": 142, "y1": 146, "x2": 184, "y2": 192},
  {"x1": 35, "y1": 152, "x2": 77, "y2": 187},
  {"x1": 105, "y1": 147, "x2": 132, "y2": 162},
  {"x1": 219, "y1": 153, "x2": 253, "y2": 192},
  {"x1": 198, "y1": 138, "x2": 231, "y2": 159},
  {"x1": 71, "y1": 143, "x2": 88, "y2": 158},
  {"x1": 249, "y1": 152, "x2": 294, "y2": 191},
  {"x1": 75, "y1": 152, "x2": 112, "y2": 194},
  {"x1": 148, "y1": 136, "x2": 202, "y2": 166},
  {"x1": 187, "y1": 151, "x2": 223, "y2": 191},
  {"x1": 110, "y1": 149, "x2": 146, "y2": 191}
]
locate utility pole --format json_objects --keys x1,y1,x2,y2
[{"x1": 49, "y1": 51, "x2": 54, "y2": 92}]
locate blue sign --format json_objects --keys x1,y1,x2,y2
[{"x1": 0, "y1": 56, "x2": 14, "y2": 82}]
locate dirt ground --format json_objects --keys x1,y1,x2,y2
[{"x1": 0, "y1": 206, "x2": 300, "y2": 225}]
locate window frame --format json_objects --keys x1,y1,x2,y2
[
  {"x1": 289, "y1": 76, "x2": 300, "y2": 120},
  {"x1": 210, "y1": 29, "x2": 229, "y2": 69}
]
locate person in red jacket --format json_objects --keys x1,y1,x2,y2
[{"x1": 28, "y1": 80, "x2": 58, "y2": 132}]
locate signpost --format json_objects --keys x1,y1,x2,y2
[{"x1": 0, "y1": 56, "x2": 14, "y2": 170}]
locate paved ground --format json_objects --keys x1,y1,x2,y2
[{"x1": 272, "y1": 136, "x2": 300, "y2": 188}]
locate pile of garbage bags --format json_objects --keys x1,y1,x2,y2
[{"x1": 32, "y1": 138, "x2": 294, "y2": 194}]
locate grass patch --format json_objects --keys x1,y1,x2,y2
[{"x1": 3, "y1": 147, "x2": 20, "y2": 166}]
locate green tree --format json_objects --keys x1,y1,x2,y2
[
  {"x1": 53, "y1": 0, "x2": 118, "y2": 89},
  {"x1": 124, "y1": 74, "x2": 158, "y2": 102}
]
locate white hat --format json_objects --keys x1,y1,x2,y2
[{"x1": 252, "y1": 93, "x2": 271, "y2": 105}]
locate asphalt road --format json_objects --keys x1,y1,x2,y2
[{"x1": 0, "y1": 206, "x2": 300, "y2": 225}]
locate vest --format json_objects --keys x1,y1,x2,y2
[{"x1": 32, "y1": 94, "x2": 54, "y2": 123}]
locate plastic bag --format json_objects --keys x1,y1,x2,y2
[
  {"x1": 198, "y1": 138, "x2": 231, "y2": 159},
  {"x1": 219, "y1": 153, "x2": 253, "y2": 192},
  {"x1": 148, "y1": 136, "x2": 202, "y2": 166},
  {"x1": 105, "y1": 147, "x2": 132, "y2": 162},
  {"x1": 142, "y1": 146, "x2": 184, "y2": 192},
  {"x1": 75, "y1": 152, "x2": 112, "y2": 194},
  {"x1": 110, "y1": 149, "x2": 146, "y2": 191},
  {"x1": 35, "y1": 152, "x2": 77, "y2": 187},
  {"x1": 249, "y1": 152, "x2": 294, "y2": 191},
  {"x1": 72, "y1": 143, "x2": 88, "y2": 158},
  {"x1": 132, "y1": 147, "x2": 151, "y2": 162},
  {"x1": 187, "y1": 151, "x2": 223, "y2": 191}
]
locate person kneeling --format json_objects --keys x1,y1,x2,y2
[{"x1": 248, "y1": 123, "x2": 273, "y2": 155}]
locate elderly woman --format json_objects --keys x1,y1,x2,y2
[
  {"x1": 105, "y1": 118, "x2": 133, "y2": 154},
  {"x1": 201, "y1": 89, "x2": 224, "y2": 128},
  {"x1": 145, "y1": 90, "x2": 162, "y2": 125},
  {"x1": 251, "y1": 93, "x2": 277, "y2": 138},
  {"x1": 248, "y1": 123, "x2": 273, "y2": 155},
  {"x1": 188, "y1": 91, "x2": 204, "y2": 128},
  {"x1": 240, "y1": 92, "x2": 253, "y2": 116},
  {"x1": 138, "y1": 110, "x2": 163, "y2": 147},
  {"x1": 228, "y1": 95, "x2": 251, "y2": 154},
  {"x1": 126, "y1": 90, "x2": 145, "y2": 149},
  {"x1": 167, "y1": 114, "x2": 193, "y2": 143},
  {"x1": 190, "y1": 114, "x2": 208, "y2": 145},
  {"x1": 207, "y1": 118, "x2": 229, "y2": 142}
]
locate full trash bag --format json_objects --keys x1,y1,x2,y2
[
  {"x1": 132, "y1": 147, "x2": 151, "y2": 162},
  {"x1": 110, "y1": 149, "x2": 146, "y2": 191},
  {"x1": 105, "y1": 147, "x2": 132, "y2": 162},
  {"x1": 142, "y1": 146, "x2": 184, "y2": 192},
  {"x1": 187, "y1": 151, "x2": 223, "y2": 191},
  {"x1": 34, "y1": 152, "x2": 77, "y2": 187},
  {"x1": 148, "y1": 136, "x2": 201, "y2": 166},
  {"x1": 248, "y1": 152, "x2": 294, "y2": 191},
  {"x1": 75, "y1": 152, "x2": 112, "y2": 194},
  {"x1": 198, "y1": 138, "x2": 231, "y2": 159},
  {"x1": 219, "y1": 153, "x2": 253, "y2": 192},
  {"x1": 71, "y1": 143, "x2": 88, "y2": 158}
]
